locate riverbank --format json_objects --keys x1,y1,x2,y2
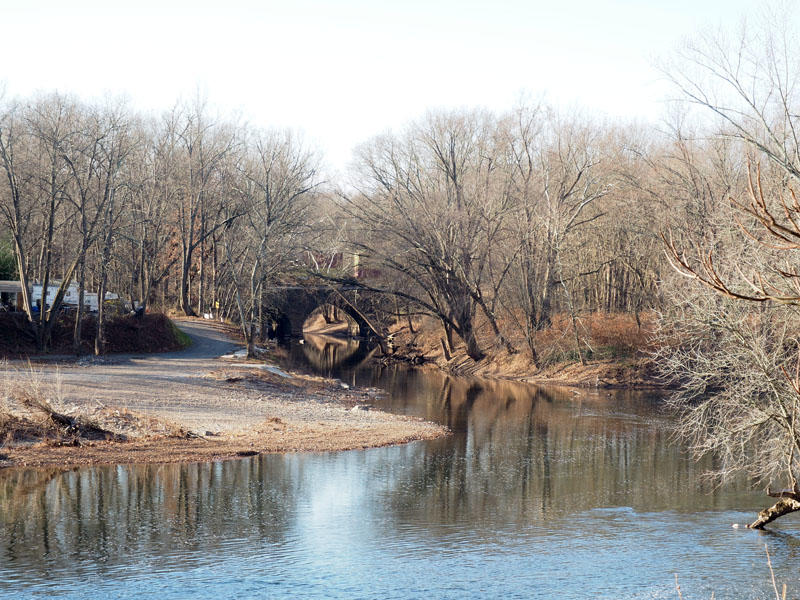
[
  {"x1": 386, "y1": 314, "x2": 659, "y2": 388},
  {"x1": 0, "y1": 319, "x2": 447, "y2": 469}
]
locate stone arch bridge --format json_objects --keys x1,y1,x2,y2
[{"x1": 264, "y1": 285, "x2": 384, "y2": 340}]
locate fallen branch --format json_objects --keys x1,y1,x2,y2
[
  {"x1": 18, "y1": 395, "x2": 120, "y2": 441},
  {"x1": 748, "y1": 497, "x2": 800, "y2": 529},
  {"x1": 766, "y1": 488, "x2": 800, "y2": 501}
]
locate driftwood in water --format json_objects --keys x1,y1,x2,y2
[{"x1": 748, "y1": 492, "x2": 800, "y2": 529}]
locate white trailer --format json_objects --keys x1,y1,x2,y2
[
  {"x1": 31, "y1": 282, "x2": 119, "y2": 312},
  {"x1": 31, "y1": 282, "x2": 79, "y2": 310}
]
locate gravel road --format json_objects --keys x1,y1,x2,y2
[{"x1": 166, "y1": 319, "x2": 241, "y2": 360}]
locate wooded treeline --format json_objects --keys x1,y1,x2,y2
[
  {"x1": 0, "y1": 95, "x2": 322, "y2": 353},
  {"x1": 341, "y1": 104, "x2": 755, "y2": 364},
  {"x1": 0, "y1": 88, "x2": 721, "y2": 359},
  {"x1": 0, "y1": 87, "x2": 754, "y2": 358}
]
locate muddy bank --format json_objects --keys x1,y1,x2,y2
[
  {"x1": 0, "y1": 320, "x2": 447, "y2": 469},
  {"x1": 0, "y1": 408, "x2": 446, "y2": 470},
  {"x1": 386, "y1": 317, "x2": 659, "y2": 389}
]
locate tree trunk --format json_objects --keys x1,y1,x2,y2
[
  {"x1": 477, "y1": 298, "x2": 516, "y2": 355},
  {"x1": 198, "y1": 224, "x2": 205, "y2": 316},
  {"x1": 527, "y1": 331, "x2": 541, "y2": 369},
  {"x1": 179, "y1": 254, "x2": 196, "y2": 316},
  {"x1": 537, "y1": 257, "x2": 553, "y2": 330},
  {"x1": 442, "y1": 320, "x2": 455, "y2": 354},
  {"x1": 248, "y1": 320, "x2": 256, "y2": 358},
  {"x1": 460, "y1": 319, "x2": 484, "y2": 361},
  {"x1": 258, "y1": 286, "x2": 265, "y2": 342},
  {"x1": 73, "y1": 255, "x2": 87, "y2": 355},
  {"x1": 38, "y1": 256, "x2": 53, "y2": 351},
  {"x1": 95, "y1": 270, "x2": 107, "y2": 356},
  {"x1": 95, "y1": 226, "x2": 113, "y2": 355},
  {"x1": 440, "y1": 337, "x2": 452, "y2": 361},
  {"x1": 212, "y1": 234, "x2": 218, "y2": 318},
  {"x1": 569, "y1": 308, "x2": 585, "y2": 365}
]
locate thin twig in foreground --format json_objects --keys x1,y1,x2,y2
[{"x1": 765, "y1": 544, "x2": 782, "y2": 600}]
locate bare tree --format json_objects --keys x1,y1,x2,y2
[
  {"x1": 662, "y1": 9, "x2": 800, "y2": 528},
  {"x1": 0, "y1": 94, "x2": 83, "y2": 351},
  {"x1": 344, "y1": 110, "x2": 519, "y2": 360},
  {"x1": 114, "y1": 120, "x2": 175, "y2": 311},
  {"x1": 664, "y1": 11, "x2": 800, "y2": 180},
  {"x1": 222, "y1": 129, "x2": 319, "y2": 356},
  {"x1": 656, "y1": 252, "x2": 800, "y2": 529},
  {"x1": 172, "y1": 99, "x2": 238, "y2": 316},
  {"x1": 500, "y1": 105, "x2": 610, "y2": 364},
  {"x1": 62, "y1": 100, "x2": 134, "y2": 353},
  {"x1": 90, "y1": 102, "x2": 135, "y2": 355}
]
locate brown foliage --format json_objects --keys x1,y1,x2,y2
[
  {"x1": 533, "y1": 311, "x2": 656, "y2": 363},
  {"x1": 0, "y1": 312, "x2": 185, "y2": 356}
]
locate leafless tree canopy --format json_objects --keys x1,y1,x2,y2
[
  {"x1": 658, "y1": 10, "x2": 800, "y2": 527},
  {"x1": 0, "y1": 91, "x2": 707, "y2": 362},
  {"x1": 0, "y1": 93, "x2": 322, "y2": 353}
]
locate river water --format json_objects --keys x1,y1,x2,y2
[{"x1": 2, "y1": 336, "x2": 800, "y2": 599}]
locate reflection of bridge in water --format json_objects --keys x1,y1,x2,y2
[{"x1": 298, "y1": 333, "x2": 379, "y2": 373}]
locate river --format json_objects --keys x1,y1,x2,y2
[{"x1": 1, "y1": 335, "x2": 799, "y2": 599}]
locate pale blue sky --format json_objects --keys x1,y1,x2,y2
[{"x1": 0, "y1": 0, "x2": 770, "y2": 171}]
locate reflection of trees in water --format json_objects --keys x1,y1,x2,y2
[
  {"x1": 0, "y1": 457, "x2": 300, "y2": 583},
  {"x1": 299, "y1": 333, "x2": 376, "y2": 374},
  {"x1": 371, "y1": 370, "x2": 752, "y2": 528}
]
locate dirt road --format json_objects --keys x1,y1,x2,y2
[{"x1": 0, "y1": 319, "x2": 447, "y2": 467}]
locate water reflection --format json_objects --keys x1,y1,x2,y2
[
  {"x1": 297, "y1": 333, "x2": 377, "y2": 374},
  {"x1": 0, "y1": 459, "x2": 301, "y2": 587},
  {"x1": 343, "y1": 370, "x2": 748, "y2": 524}
]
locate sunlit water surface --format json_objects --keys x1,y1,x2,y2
[{"x1": 2, "y1": 336, "x2": 800, "y2": 599}]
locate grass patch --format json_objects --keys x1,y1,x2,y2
[{"x1": 168, "y1": 319, "x2": 193, "y2": 349}]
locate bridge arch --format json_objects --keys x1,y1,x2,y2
[
  {"x1": 303, "y1": 303, "x2": 360, "y2": 336},
  {"x1": 265, "y1": 286, "x2": 379, "y2": 340}
]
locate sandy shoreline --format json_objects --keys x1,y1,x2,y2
[{"x1": 0, "y1": 320, "x2": 448, "y2": 469}]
